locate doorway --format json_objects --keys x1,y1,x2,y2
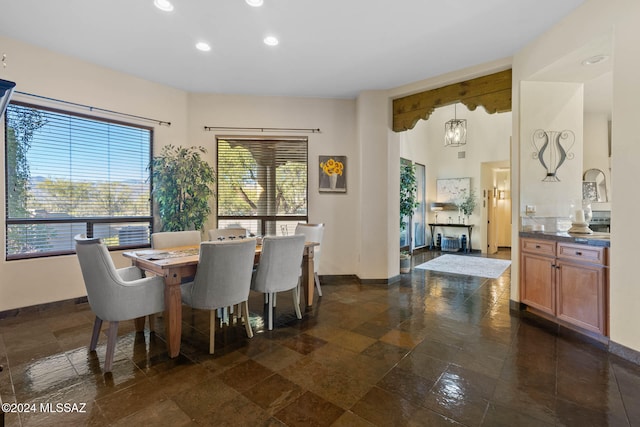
[{"x1": 482, "y1": 162, "x2": 511, "y2": 254}]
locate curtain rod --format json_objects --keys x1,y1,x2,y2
[
  {"x1": 204, "y1": 126, "x2": 320, "y2": 133},
  {"x1": 14, "y1": 91, "x2": 171, "y2": 127}
]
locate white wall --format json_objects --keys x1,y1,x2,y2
[
  {"x1": 512, "y1": 0, "x2": 640, "y2": 352},
  {"x1": 519, "y1": 81, "x2": 584, "y2": 221},
  {"x1": 398, "y1": 103, "x2": 511, "y2": 253}
]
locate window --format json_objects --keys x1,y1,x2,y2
[
  {"x1": 5, "y1": 102, "x2": 153, "y2": 260},
  {"x1": 216, "y1": 136, "x2": 307, "y2": 236}
]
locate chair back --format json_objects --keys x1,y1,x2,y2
[
  {"x1": 294, "y1": 223, "x2": 324, "y2": 273},
  {"x1": 208, "y1": 227, "x2": 249, "y2": 241},
  {"x1": 74, "y1": 235, "x2": 132, "y2": 321},
  {"x1": 252, "y1": 235, "x2": 305, "y2": 293},
  {"x1": 151, "y1": 230, "x2": 201, "y2": 249},
  {"x1": 186, "y1": 239, "x2": 257, "y2": 310}
]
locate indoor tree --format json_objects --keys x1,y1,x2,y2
[{"x1": 149, "y1": 145, "x2": 216, "y2": 232}]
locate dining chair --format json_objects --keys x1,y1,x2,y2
[
  {"x1": 74, "y1": 235, "x2": 165, "y2": 372},
  {"x1": 251, "y1": 234, "x2": 305, "y2": 331},
  {"x1": 180, "y1": 238, "x2": 257, "y2": 354},
  {"x1": 294, "y1": 223, "x2": 325, "y2": 296},
  {"x1": 208, "y1": 227, "x2": 249, "y2": 241},
  {"x1": 151, "y1": 230, "x2": 201, "y2": 249}
]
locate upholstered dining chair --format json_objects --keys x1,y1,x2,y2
[
  {"x1": 181, "y1": 238, "x2": 257, "y2": 354},
  {"x1": 208, "y1": 227, "x2": 249, "y2": 241},
  {"x1": 74, "y1": 235, "x2": 165, "y2": 372},
  {"x1": 294, "y1": 223, "x2": 325, "y2": 297},
  {"x1": 151, "y1": 230, "x2": 201, "y2": 249},
  {"x1": 251, "y1": 234, "x2": 305, "y2": 331}
]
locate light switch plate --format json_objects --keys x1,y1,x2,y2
[{"x1": 525, "y1": 205, "x2": 536, "y2": 215}]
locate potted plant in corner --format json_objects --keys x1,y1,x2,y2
[
  {"x1": 400, "y1": 162, "x2": 419, "y2": 273},
  {"x1": 149, "y1": 145, "x2": 216, "y2": 232}
]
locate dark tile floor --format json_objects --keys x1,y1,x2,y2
[{"x1": 1, "y1": 249, "x2": 640, "y2": 426}]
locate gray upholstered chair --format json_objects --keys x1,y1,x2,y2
[
  {"x1": 74, "y1": 235, "x2": 165, "y2": 372},
  {"x1": 181, "y1": 239, "x2": 257, "y2": 353},
  {"x1": 151, "y1": 230, "x2": 201, "y2": 249},
  {"x1": 251, "y1": 234, "x2": 305, "y2": 331},
  {"x1": 208, "y1": 227, "x2": 249, "y2": 241},
  {"x1": 294, "y1": 223, "x2": 325, "y2": 297}
]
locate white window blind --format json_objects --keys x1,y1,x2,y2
[
  {"x1": 5, "y1": 102, "x2": 152, "y2": 259},
  {"x1": 217, "y1": 137, "x2": 307, "y2": 236}
]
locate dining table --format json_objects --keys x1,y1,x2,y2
[{"x1": 122, "y1": 240, "x2": 318, "y2": 358}]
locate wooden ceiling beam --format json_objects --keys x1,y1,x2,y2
[{"x1": 392, "y1": 69, "x2": 512, "y2": 132}]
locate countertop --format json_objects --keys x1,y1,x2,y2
[{"x1": 519, "y1": 231, "x2": 610, "y2": 248}]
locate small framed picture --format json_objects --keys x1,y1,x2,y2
[{"x1": 319, "y1": 155, "x2": 346, "y2": 193}]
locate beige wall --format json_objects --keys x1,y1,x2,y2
[
  {"x1": 186, "y1": 93, "x2": 359, "y2": 276},
  {"x1": 0, "y1": 36, "x2": 188, "y2": 311}
]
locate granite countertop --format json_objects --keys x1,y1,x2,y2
[{"x1": 519, "y1": 231, "x2": 610, "y2": 247}]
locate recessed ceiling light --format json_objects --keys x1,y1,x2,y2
[
  {"x1": 246, "y1": 0, "x2": 264, "y2": 7},
  {"x1": 263, "y1": 36, "x2": 279, "y2": 46},
  {"x1": 154, "y1": 0, "x2": 174, "y2": 12},
  {"x1": 582, "y1": 55, "x2": 609, "y2": 66},
  {"x1": 196, "y1": 42, "x2": 211, "y2": 52}
]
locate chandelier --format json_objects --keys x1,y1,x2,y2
[{"x1": 444, "y1": 104, "x2": 467, "y2": 147}]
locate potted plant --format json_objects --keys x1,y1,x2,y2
[
  {"x1": 149, "y1": 145, "x2": 216, "y2": 232},
  {"x1": 459, "y1": 187, "x2": 477, "y2": 223},
  {"x1": 400, "y1": 162, "x2": 419, "y2": 272}
]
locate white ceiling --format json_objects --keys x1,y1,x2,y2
[{"x1": 0, "y1": 0, "x2": 586, "y2": 98}]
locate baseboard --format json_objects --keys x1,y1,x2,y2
[
  {"x1": 610, "y1": 340, "x2": 640, "y2": 365},
  {"x1": 320, "y1": 274, "x2": 401, "y2": 285},
  {"x1": 0, "y1": 296, "x2": 88, "y2": 320}
]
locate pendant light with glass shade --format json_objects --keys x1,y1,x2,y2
[{"x1": 444, "y1": 104, "x2": 467, "y2": 147}]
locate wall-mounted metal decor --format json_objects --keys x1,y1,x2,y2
[{"x1": 531, "y1": 129, "x2": 575, "y2": 182}]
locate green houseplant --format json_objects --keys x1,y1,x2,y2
[
  {"x1": 149, "y1": 145, "x2": 216, "y2": 232},
  {"x1": 400, "y1": 162, "x2": 419, "y2": 273}
]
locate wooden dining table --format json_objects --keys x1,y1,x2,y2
[{"x1": 123, "y1": 240, "x2": 318, "y2": 358}]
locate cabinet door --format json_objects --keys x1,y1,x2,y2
[
  {"x1": 556, "y1": 260, "x2": 606, "y2": 335},
  {"x1": 520, "y1": 253, "x2": 555, "y2": 315}
]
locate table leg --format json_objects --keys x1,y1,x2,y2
[
  {"x1": 302, "y1": 247, "x2": 315, "y2": 307},
  {"x1": 163, "y1": 269, "x2": 183, "y2": 358},
  {"x1": 468, "y1": 227, "x2": 473, "y2": 253}
]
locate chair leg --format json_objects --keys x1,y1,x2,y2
[
  {"x1": 242, "y1": 301, "x2": 253, "y2": 338},
  {"x1": 314, "y1": 272, "x2": 322, "y2": 297},
  {"x1": 272, "y1": 292, "x2": 277, "y2": 307},
  {"x1": 268, "y1": 293, "x2": 274, "y2": 331},
  {"x1": 134, "y1": 316, "x2": 146, "y2": 332},
  {"x1": 90, "y1": 316, "x2": 103, "y2": 351},
  {"x1": 104, "y1": 321, "x2": 119, "y2": 373},
  {"x1": 209, "y1": 310, "x2": 216, "y2": 354},
  {"x1": 293, "y1": 285, "x2": 302, "y2": 320}
]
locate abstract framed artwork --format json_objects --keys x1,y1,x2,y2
[
  {"x1": 436, "y1": 177, "x2": 470, "y2": 204},
  {"x1": 319, "y1": 155, "x2": 347, "y2": 193}
]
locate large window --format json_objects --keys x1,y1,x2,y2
[
  {"x1": 5, "y1": 102, "x2": 153, "y2": 260},
  {"x1": 216, "y1": 136, "x2": 307, "y2": 236}
]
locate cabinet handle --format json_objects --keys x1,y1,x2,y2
[
  {"x1": 535, "y1": 245, "x2": 541, "y2": 249},
  {"x1": 575, "y1": 251, "x2": 582, "y2": 256}
]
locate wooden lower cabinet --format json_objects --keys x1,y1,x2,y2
[{"x1": 520, "y1": 238, "x2": 608, "y2": 336}]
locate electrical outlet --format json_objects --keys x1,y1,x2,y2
[{"x1": 525, "y1": 205, "x2": 536, "y2": 215}]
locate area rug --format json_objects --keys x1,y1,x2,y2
[{"x1": 415, "y1": 254, "x2": 511, "y2": 279}]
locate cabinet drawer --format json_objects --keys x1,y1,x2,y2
[
  {"x1": 521, "y1": 238, "x2": 556, "y2": 257},
  {"x1": 557, "y1": 243, "x2": 606, "y2": 265}
]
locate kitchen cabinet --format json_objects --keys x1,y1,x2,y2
[{"x1": 520, "y1": 237, "x2": 608, "y2": 336}]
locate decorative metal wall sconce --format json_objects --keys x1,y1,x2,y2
[{"x1": 531, "y1": 129, "x2": 575, "y2": 182}]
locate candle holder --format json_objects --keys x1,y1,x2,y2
[{"x1": 568, "y1": 200, "x2": 593, "y2": 234}]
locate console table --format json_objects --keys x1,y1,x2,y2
[{"x1": 429, "y1": 223, "x2": 474, "y2": 252}]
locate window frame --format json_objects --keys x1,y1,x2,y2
[
  {"x1": 216, "y1": 135, "x2": 308, "y2": 236},
  {"x1": 4, "y1": 101, "x2": 154, "y2": 260}
]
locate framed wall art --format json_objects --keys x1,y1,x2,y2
[
  {"x1": 436, "y1": 177, "x2": 471, "y2": 204},
  {"x1": 319, "y1": 155, "x2": 347, "y2": 193}
]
